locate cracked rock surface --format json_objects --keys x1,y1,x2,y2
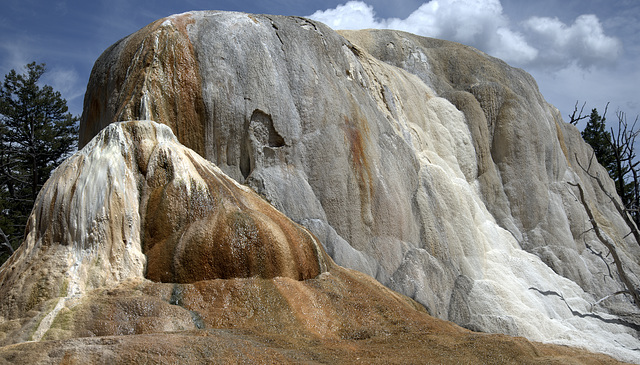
[
  {"x1": 2, "y1": 10, "x2": 639, "y2": 363},
  {"x1": 0, "y1": 121, "x2": 628, "y2": 364}
]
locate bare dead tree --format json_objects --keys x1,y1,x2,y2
[
  {"x1": 567, "y1": 179, "x2": 640, "y2": 309},
  {"x1": 607, "y1": 111, "x2": 640, "y2": 225},
  {"x1": 575, "y1": 152, "x2": 640, "y2": 246},
  {"x1": 569, "y1": 100, "x2": 588, "y2": 125},
  {"x1": 591, "y1": 290, "x2": 632, "y2": 312},
  {"x1": 569, "y1": 103, "x2": 640, "y2": 308}
]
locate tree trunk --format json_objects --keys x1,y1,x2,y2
[{"x1": 633, "y1": 166, "x2": 640, "y2": 226}]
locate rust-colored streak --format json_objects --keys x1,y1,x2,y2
[
  {"x1": 555, "y1": 121, "x2": 571, "y2": 167},
  {"x1": 343, "y1": 114, "x2": 375, "y2": 225},
  {"x1": 79, "y1": 95, "x2": 103, "y2": 148},
  {"x1": 80, "y1": 14, "x2": 206, "y2": 156},
  {"x1": 344, "y1": 116, "x2": 367, "y2": 177},
  {"x1": 28, "y1": 267, "x2": 625, "y2": 364},
  {"x1": 143, "y1": 150, "x2": 324, "y2": 283}
]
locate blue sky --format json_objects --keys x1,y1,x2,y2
[{"x1": 1, "y1": 0, "x2": 638, "y2": 126}]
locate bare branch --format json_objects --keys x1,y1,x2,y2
[
  {"x1": 602, "y1": 102, "x2": 610, "y2": 122},
  {"x1": 591, "y1": 290, "x2": 630, "y2": 311},
  {"x1": 0, "y1": 227, "x2": 13, "y2": 255},
  {"x1": 609, "y1": 110, "x2": 640, "y2": 226},
  {"x1": 575, "y1": 152, "x2": 640, "y2": 246},
  {"x1": 585, "y1": 240, "x2": 613, "y2": 279},
  {"x1": 569, "y1": 100, "x2": 588, "y2": 125},
  {"x1": 568, "y1": 180, "x2": 640, "y2": 309}
]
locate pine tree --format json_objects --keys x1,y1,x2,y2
[
  {"x1": 0, "y1": 62, "x2": 78, "y2": 265},
  {"x1": 581, "y1": 108, "x2": 616, "y2": 179},
  {"x1": 579, "y1": 106, "x2": 640, "y2": 219}
]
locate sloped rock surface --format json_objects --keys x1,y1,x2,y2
[
  {"x1": 0, "y1": 120, "x2": 626, "y2": 364},
  {"x1": 64, "y1": 10, "x2": 640, "y2": 363},
  {"x1": 0, "y1": 275, "x2": 627, "y2": 364},
  {"x1": 0, "y1": 121, "x2": 327, "y2": 326}
]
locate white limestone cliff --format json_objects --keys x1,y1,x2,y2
[
  {"x1": 26, "y1": 10, "x2": 640, "y2": 363},
  {"x1": 2, "y1": 121, "x2": 623, "y2": 364}
]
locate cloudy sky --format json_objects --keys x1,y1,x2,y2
[{"x1": 1, "y1": 0, "x2": 637, "y2": 126}]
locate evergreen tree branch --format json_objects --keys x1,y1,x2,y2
[{"x1": 0, "y1": 62, "x2": 78, "y2": 266}]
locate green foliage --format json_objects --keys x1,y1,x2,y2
[
  {"x1": 581, "y1": 108, "x2": 616, "y2": 179},
  {"x1": 0, "y1": 62, "x2": 78, "y2": 265},
  {"x1": 579, "y1": 106, "x2": 640, "y2": 224}
]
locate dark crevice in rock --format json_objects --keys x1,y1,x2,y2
[
  {"x1": 266, "y1": 17, "x2": 286, "y2": 54},
  {"x1": 169, "y1": 284, "x2": 205, "y2": 329},
  {"x1": 190, "y1": 310, "x2": 206, "y2": 329},
  {"x1": 252, "y1": 109, "x2": 285, "y2": 148},
  {"x1": 240, "y1": 109, "x2": 285, "y2": 180},
  {"x1": 240, "y1": 134, "x2": 252, "y2": 180},
  {"x1": 240, "y1": 115, "x2": 253, "y2": 180},
  {"x1": 169, "y1": 284, "x2": 184, "y2": 306}
]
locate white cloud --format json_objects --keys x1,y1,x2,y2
[
  {"x1": 308, "y1": 0, "x2": 621, "y2": 71},
  {"x1": 308, "y1": 1, "x2": 381, "y2": 30},
  {"x1": 0, "y1": 39, "x2": 33, "y2": 73},
  {"x1": 523, "y1": 14, "x2": 622, "y2": 69},
  {"x1": 42, "y1": 67, "x2": 84, "y2": 103},
  {"x1": 493, "y1": 28, "x2": 539, "y2": 64},
  {"x1": 0, "y1": 34, "x2": 84, "y2": 115}
]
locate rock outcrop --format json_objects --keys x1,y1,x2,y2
[
  {"x1": 76, "y1": 11, "x2": 640, "y2": 362},
  {"x1": 1, "y1": 9, "x2": 638, "y2": 363},
  {"x1": 0, "y1": 120, "x2": 326, "y2": 325},
  {"x1": 72, "y1": 10, "x2": 640, "y2": 362},
  {"x1": 0, "y1": 120, "x2": 625, "y2": 364}
]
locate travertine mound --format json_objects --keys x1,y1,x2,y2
[
  {"x1": 0, "y1": 121, "x2": 626, "y2": 364},
  {"x1": 80, "y1": 12, "x2": 640, "y2": 362},
  {"x1": 75, "y1": 11, "x2": 640, "y2": 362},
  {"x1": 77, "y1": 11, "x2": 640, "y2": 362},
  {"x1": 0, "y1": 121, "x2": 327, "y2": 319}
]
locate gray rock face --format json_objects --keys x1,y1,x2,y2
[{"x1": 78, "y1": 11, "x2": 640, "y2": 362}]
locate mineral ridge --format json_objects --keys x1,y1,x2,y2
[{"x1": 1, "y1": 10, "x2": 639, "y2": 363}]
